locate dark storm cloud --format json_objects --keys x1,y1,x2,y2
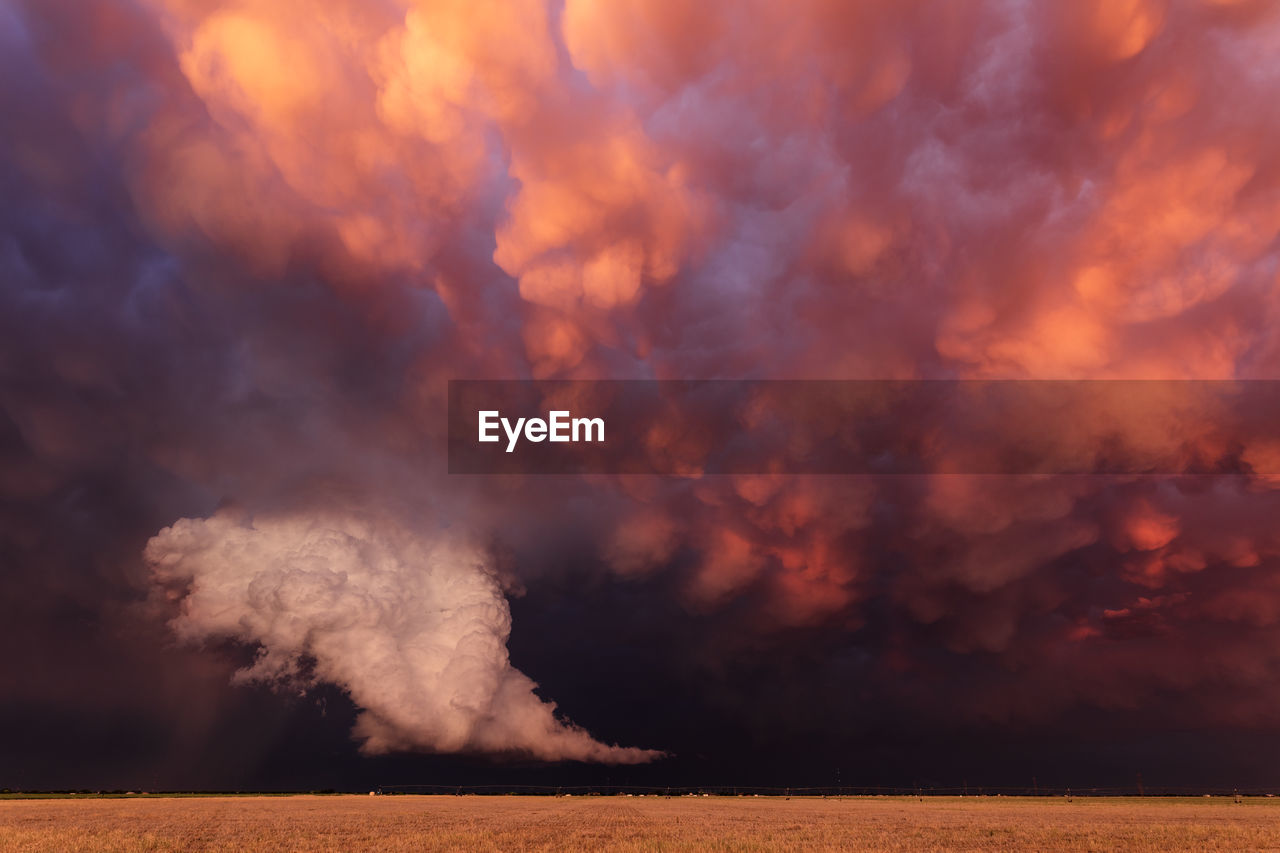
[{"x1": 6, "y1": 0, "x2": 1280, "y2": 788}]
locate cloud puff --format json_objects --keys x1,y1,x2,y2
[{"x1": 146, "y1": 509, "x2": 658, "y2": 762}]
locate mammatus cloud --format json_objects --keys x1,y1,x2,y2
[
  {"x1": 145, "y1": 510, "x2": 658, "y2": 762},
  {"x1": 7, "y1": 0, "x2": 1280, "y2": 769}
]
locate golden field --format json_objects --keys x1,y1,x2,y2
[{"x1": 3, "y1": 794, "x2": 1280, "y2": 852}]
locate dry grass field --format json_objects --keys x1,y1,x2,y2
[{"x1": 4, "y1": 794, "x2": 1280, "y2": 852}]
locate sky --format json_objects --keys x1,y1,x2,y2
[{"x1": 6, "y1": 0, "x2": 1280, "y2": 791}]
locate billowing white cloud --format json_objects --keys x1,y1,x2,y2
[{"x1": 145, "y1": 509, "x2": 658, "y2": 762}]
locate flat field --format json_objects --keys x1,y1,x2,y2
[{"x1": 3, "y1": 794, "x2": 1280, "y2": 851}]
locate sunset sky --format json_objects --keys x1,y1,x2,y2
[{"x1": 6, "y1": 0, "x2": 1280, "y2": 791}]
